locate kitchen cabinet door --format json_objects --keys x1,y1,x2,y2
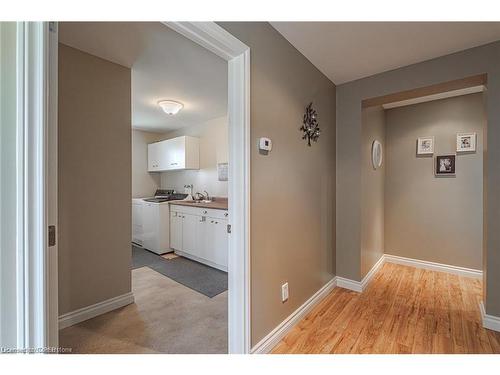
[
  {"x1": 165, "y1": 136, "x2": 185, "y2": 170},
  {"x1": 197, "y1": 216, "x2": 213, "y2": 262},
  {"x1": 212, "y1": 219, "x2": 228, "y2": 268},
  {"x1": 170, "y1": 211, "x2": 183, "y2": 251},
  {"x1": 181, "y1": 213, "x2": 199, "y2": 256},
  {"x1": 147, "y1": 142, "x2": 161, "y2": 171}
]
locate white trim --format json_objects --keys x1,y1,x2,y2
[
  {"x1": 250, "y1": 277, "x2": 337, "y2": 354},
  {"x1": 163, "y1": 22, "x2": 248, "y2": 61},
  {"x1": 336, "y1": 277, "x2": 362, "y2": 293},
  {"x1": 22, "y1": 21, "x2": 48, "y2": 349},
  {"x1": 336, "y1": 254, "x2": 385, "y2": 293},
  {"x1": 58, "y1": 292, "x2": 134, "y2": 330},
  {"x1": 163, "y1": 22, "x2": 251, "y2": 354},
  {"x1": 480, "y1": 302, "x2": 500, "y2": 333},
  {"x1": 361, "y1": 255, "x2": 385, "y2": 290},
  {"x1": 382, "y1": 85, "x2": 485, "y2": 109},
  {"x1": 384, "y1": 254, "x2": 482, "y2": 278}
]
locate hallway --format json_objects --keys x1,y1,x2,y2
[{"x1": 271, "y1": 263, "x2": 500, "y2": 354}]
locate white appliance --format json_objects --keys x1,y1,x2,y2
[{"x1": 132, "y1": 190, "x2": 188, "y2": 255}]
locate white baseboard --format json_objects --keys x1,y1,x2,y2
[
  {"x1": 250, "y1": 277, "x2": 337, "y2": 354},
  {"x1": 336, "y1": 277, "x2": 362, "y2": 292},
  {"x1": 384, "y1": 254, "x2": 482, "y2": 278},
  {"x1": 480, "y1": 302, "x2": 500, "y2": 332},
  {"x1": 336, "y1": 254, "x2": 385, "y2": 293},
  {"x1": 59, "y1": 292, "x2": 135, "y2": 330},
  {"x1": 361, "y1": 255, "x2": 385, "y2": 290},
  {"x1": 336, "y1": 253, "x2": 482, "y2": 294}
]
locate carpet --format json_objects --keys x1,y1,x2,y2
[{"x1": 131, "y1": 245, "x2": 228, "y2": 298}]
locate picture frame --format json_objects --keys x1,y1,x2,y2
[
  {"x1": 217, "y1": 162, "x2": 228, "y2": 181},
  {"x1": 456, "y1": 132, "x2": 476, "y2": 153},
  {"x1": 417, "y1": 136, "x2": 434, "y2": 155},
  {"x1": 435, "y1": 154, "x2": 456, "y2": 176}
]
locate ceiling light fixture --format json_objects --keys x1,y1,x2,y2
[{"x1": 158, "y1": 100, "x2": 184, "y2": 115}]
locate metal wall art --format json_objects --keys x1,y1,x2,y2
[{"x1": 300, "y1": 102, "x2": 320, "y2": 146}]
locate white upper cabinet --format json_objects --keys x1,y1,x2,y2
[
  {"x1": 148, "y1": 136, "x2": 199, "y2": 172},
  {"x1": 147, "y1": 141, "x2": 162, "y2": 171}
]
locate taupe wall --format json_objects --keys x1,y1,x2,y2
[
  {"x1": 132, "y1": 129, "x2": 161, "y2": 198},
  {"x1": 219, "y1": 22, "x2": 336, "y2": 346},
  {"x1": 0, "y1": 22, "x2": 18, "y2": 346},
  {"x1": 385, "y1": 93, "x2": 484, "y2": 270},
  {"x1": 361, "y1": 106, "x2": 385, "y2": 278},
  {"x1": 58, "y1": 44, "x2": 132, "y2": 315},
  {"x1": 336, "y1": 41, "x2": 500, "y2": 317}
]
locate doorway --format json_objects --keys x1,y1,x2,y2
[{"x1": 40, "y1": 22, "x2": 251, "y2": 353}]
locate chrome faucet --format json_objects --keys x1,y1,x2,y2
[
  {"x1": 184, "y1": 184, "x2": 194, "y2": 197},
  {"x1": 194, "y1": 191, "x2": 210, "y2": 201}
]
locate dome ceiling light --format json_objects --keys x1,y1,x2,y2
[{"x1": 158, "y1": 100, "x2": 184, "y2": 115}]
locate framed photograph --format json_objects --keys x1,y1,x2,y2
[
  {"x1": 435, "y1": 154, "x2": 456, "y2": 176},
  {"x1": 456, "y1": 132, "x2": 476, "y2": 153},
  {"x1": 417, "y1": 136, "x2": 434, "y2": 155}
]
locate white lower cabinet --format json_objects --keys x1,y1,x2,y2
[
  {"x1": 169, "y1": 204, "x2": 228, "y2": 271},
  {"x1": 170, "y1": 211, "x2": 183, "y2": 251},
  {"x1": 211, "y1": 219, "x2": 228, "y2": 267},
  {"x1": 181, "y1": 213, "x2": 199, "y2": 256}
]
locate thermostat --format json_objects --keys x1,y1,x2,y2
[{"x1": 259, "y1": 137, "x2": 273, "y2": 152}]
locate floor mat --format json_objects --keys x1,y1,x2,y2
[
  {"x1": 132, "y1": 245, "x2": 228, "y2": 298},
  {"x1": 132, "y1": 245, "x2": 161, "y2": 269}
]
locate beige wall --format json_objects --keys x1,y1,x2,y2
[
  {"x1": 336, "y1": 41, "x2": 500, "y2": 317},
  {"x1": 0, "y1": 22, "x2": 18, "y2": 346},
  {"x1": 385, "y1": 93, "x2": 484, "y2": 270},
  {"x1": 361, "y1": 106, "x2": 385, "y2": 278},
  {"x1": 132, "y1": 129, "x2": 161, "y2": 198},
  {"x1": 58, "y1": 44, "x2": 132, "y2": 315},
  {"x1": 160, "y1": 116, "x2": 229, "y2": 197},
  {"x1": 219, "y1": 22, "x2": 336, "y2": 346}
]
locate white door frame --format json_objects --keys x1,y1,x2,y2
[
  {"x1": 164, "y1": 22, "x2": 251, "y2": 354},
  {"x1": 42, "y1": 22, "x2": 251, "y2": 353},
  {"x1": 12, "y1": 21, "x2": 55, "y2": 350}
]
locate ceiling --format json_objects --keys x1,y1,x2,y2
[
  {"x1": 271, "y1": 22, "x2": 500, "y2": 84},
  {"x1": 59, "y1": 22, "x2": 227, "y2": 133}
]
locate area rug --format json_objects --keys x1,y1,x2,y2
[{"x1": 132, "y1": 245, "x2": 228, "y2": 298}]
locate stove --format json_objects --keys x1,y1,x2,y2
[{"x1": 143, "y1": 189, "x2": 188, "y2": 203}]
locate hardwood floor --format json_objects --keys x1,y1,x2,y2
[{"x1": 271, "y1": 262, "x2": 500, "y2": 354}]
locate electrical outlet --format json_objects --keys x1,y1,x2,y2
[{"x1": 281, "y1": 282, "x2": 289, "y2": 302}]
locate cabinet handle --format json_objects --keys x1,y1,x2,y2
[{"x1": 170, "y1": 162, "x2": 178, "y2": 165}]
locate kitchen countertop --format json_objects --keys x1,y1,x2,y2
[{"x1": 169, "y1": 199, "x2": 228, "y2": 211}]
